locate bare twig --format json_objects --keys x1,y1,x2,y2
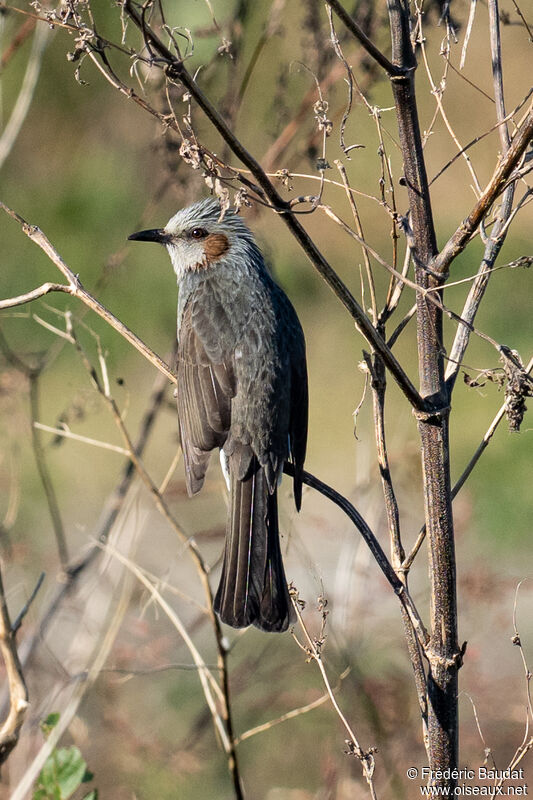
[
  {"x1": 418, "y1": 18, "x2": 482, "y2": 197},
  {"x1": 291, "y1": 595, "x2": 378, "y2": 799},
  {"x1": 445, "y1": 0, "x2": 516, "y2": 390},
  {"x1": 0, "y1": 329, "x2": 69, "y2": 566},
  {"x1": 324, "y1": 0, "x2": 401, "y2": 77},
  {"x1": 364, "y1": 346, "x2": 429, "y2": 746},
  {"x1": 0, "y1": 24, "x2": 50, "y2": 171},
  {"x1": 33, "y1": 422, "x2": 131, "y2": 456},
  {"x1": 29, "y1": 374, "x2": 69, "y2": 567},
  {"x1": 335, "y1": 161, "x2": 377, "y2": 324},
  {"x1": 433, "y1": 101, "x2": 533, "y2": 276},
  {"x1": 497, "y1": 581, "x2": 533, "y2": 786},
  {"x1": 326, "y1": 9, "x2": 356, "y2": 158},
  {"x1": 235, "y1": 679, "x2": 345, "y2": 744},
  {"x1": 101, "y1": 541, "x2": 229, "y2": 746},
  {"x1": 0, "y1": 201, "x2": 176, "y2": 384},
  {"x1": 0, "y1": 565, "x2": 29, "y2": 765},
  {"x1": 283, "y1": 463, "x2": 429, "y2": 650},
  {"x1": 460, "y1": 0, "x2": 478, "y2": 69},
  {"x1": 402, "y1": 354, "x2": 533, "y2": 571}
]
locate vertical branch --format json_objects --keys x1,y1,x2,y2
[
  {"x1": 28, "y1": 375, "x2": 69, "y2": 567},
  {"x1": 445, "y1": 0, "x2": 515, "y2": 389},
  {"x1": 386, "y1": 0, "x2": 459, "y2": 781},
  {"x1": 0, "y1": 329, "x2": 69, "y2": 567},
  {"x1": 335, "y1": 160, "x2": 378, "y2": 324},
  {"x1": 365, "y1": 348, "x2": 429, "y2": 749},
  {"x1": 0, "y1": 565, "x2": 29, "y2": 764}
]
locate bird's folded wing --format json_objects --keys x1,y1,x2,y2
[{"x1": 177, "y1": 294, "x2": 236, "y2": 496}]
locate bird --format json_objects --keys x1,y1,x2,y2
[{"x1": 129, "y1": 198, "x2": 308, "y2": 632}]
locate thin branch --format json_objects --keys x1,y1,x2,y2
[
  {"x1": 460, "y1": 0, "x2": 478, "y2": 69},
  {"x1": 509, "y1": 0, "x2": 533, "y2": 40},
  {"x1": 433, "y1": 101, "x2": 533, "y2": 276},
  {"x1": 0, "y1": 24, "x2": 50, "y2": 171},
  {"x1": 335, "y1": 160, "x2": 377, "y2": 324},
  {"x1": 11, "y1": 572, "x2": 45, "y2": 636},
  {"x1": 34, "y1": 422, "x2": 131, "y2": 456},
  {"x1": 0, "y1": 283, "x2": 71, "y2": 309},
  {"x1": 418, "y1": 19, "x2": 482, "y2": 197},
  {"x1": 326, "y1": 9, "x2": 356, "y2": 159},
  {"x1": 0, "y1": 565, "x2": 29, "y2": 765},
  {"x1": 324, "y1": 0, "x2": 402, "y2": 77},
  {"x1": 236, "y1": 685, "x2": 337, "y2": 744},
  {"x1": 283, "y1": 463, "x2": 429, "y2": 650},
  {"x1": 429, "y1": 92, "x2": 531, "y2": 187},
  {"x1": 496, "y1": 580, "x2": 533, "y2": 786},
  {"x1": 29, "y1": 375, "x2": 69, "y2": 567},
  {"x1": 445, "y1": 0, "x2": 516, "y2": 389},
  {"x1": 0, "y1": 17, "x2": 36, "y2": 69},
  {"x1": 101, "y1": 541, "x2": 230, "y2": 749},
  {"x1": 402, "y1": 354, "x2": 533, "y2": 571},
  {"x1": 0, "y1": 201, "x2": 176, "y2": 384},
  {"x1": 364, "y1": 347, "x2": 429, "y2": 746},
  {"x1": 291, "y1": 596, "x2": 378, "y2": 800},
  {"x1": 0, "y1": 329, "x2": 69, "y2": 566}
]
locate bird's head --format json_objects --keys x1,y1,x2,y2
[{"x1": 128, "y1": 198, "x2": 256, "y2": 279}]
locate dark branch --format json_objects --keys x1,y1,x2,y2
[
  {"x1": 283, "y1": 462, "x2": 429, "y2": 648},
  {"x1": 324, "y1": 0, "x2": 402, "y2": 77}
]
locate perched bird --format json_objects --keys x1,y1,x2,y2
[{"x1": 129, "y1": 199, "x2": 308, "y2": 632}]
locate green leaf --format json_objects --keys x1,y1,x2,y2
[
  {"x1": 37, "y1": 746, "x2": 87, "y2": 800},
  {"x1": 40, "y1": 713, "x2": 61, "y2": 738},
  {"x1": 55, "y1": 746, "x2": 87, "y2": 798},
  {"x1": 32, "y1": 781, "x2": 61, "y2": 800},
  {"x1": 82, "y1": 791, "x2": 98, "y2": 800}
]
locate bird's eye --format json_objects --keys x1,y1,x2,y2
[{"x1": 190, "y1": 227, "x2": 208, "y2": 239}]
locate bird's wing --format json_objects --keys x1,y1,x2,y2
[
  {"x1": 177, "y1": 292, "x2": 236, "y2": 496},
  {"x1": 289, "y1": 319, "x2": 308, "y2": 511}
]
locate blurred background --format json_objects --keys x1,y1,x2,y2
[{"x1": 0, "y1": 0, "x2": 532, "y2": 797}]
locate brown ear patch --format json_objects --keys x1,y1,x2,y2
[{"x1": 204, "y1": 233, "x2": 229, "y2": 262}]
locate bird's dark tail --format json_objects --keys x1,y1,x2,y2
[{"x1": 214, "y1": 466, "x2": 293, "y2": 633}]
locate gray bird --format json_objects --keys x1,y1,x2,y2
[{"x1": 129, "y1": 199, "x2": 308, "y2": 632}]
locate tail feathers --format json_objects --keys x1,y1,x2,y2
[{"x1": 213, "y1": 466, "x2": 293, "y2": 633}]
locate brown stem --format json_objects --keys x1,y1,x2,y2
[
  {"x1": 387, "y1": 0, "x2": 459, "y2": 782},
  {"x1": 324, "y1": 0, "x2": 402, "y2": 77},
  {"x1": 0, "y1": 202, "x2": 176, "y2": 384},
  {"x1": 445, "y1": 0, "x2": 515, "y2": 390},
  {"x1": 0, "y1": 566, "x2": 28, "y2": 764},
  {"x1": 283, "y1": 462, "x2": 429, "y2": 650},
  {"x1": 433, "y1": 101, "x2": 533, "y2": 276},
  {"x1": 29, "y1": 375, "x2": 69, "y2": 567},
  {"x1": 366, "y1": 349, "x2": 429, "y2": 741}
]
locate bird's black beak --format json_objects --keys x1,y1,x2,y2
[{"x1": 128, "y1": 228, "x2": 171, "y2": 244}]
